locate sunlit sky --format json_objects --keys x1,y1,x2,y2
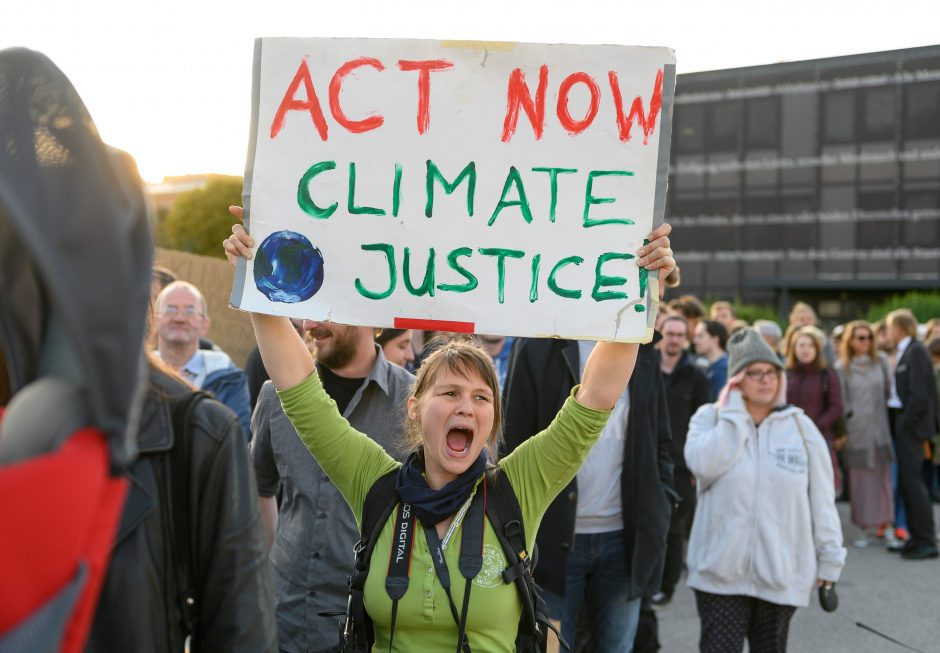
[{"x1": 4, "y1": 0, "x2": 939, "y2": 182}]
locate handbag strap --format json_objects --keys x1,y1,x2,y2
[
  {"x1": 792, "y1": 414, "x2": 809, "y2": 456},
  {"x1": 791, "y1": 416, "x2": 815, "y2": 507},
  {"x1": 879, "y1": 356, "x2": 892, "y2": 400}
]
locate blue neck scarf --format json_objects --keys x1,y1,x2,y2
[{"x1": 395, "y1": 450, "x2": 488, "y2": 526}]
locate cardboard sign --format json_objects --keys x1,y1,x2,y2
[{"x1": 233, "y1": 37, "x2": 675, "y2": 342}]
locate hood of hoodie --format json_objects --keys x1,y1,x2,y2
[
  {"x1": 0, "y1": 48, "x2": 152, "y2": 468},
  {"x1": 202, "y1": 349, "x2": 238, "y2": 378}
]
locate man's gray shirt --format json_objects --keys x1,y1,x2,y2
[{"x1": 251, "y1": 347, "x2": 413, "y2": 653}]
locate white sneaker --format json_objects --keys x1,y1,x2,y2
[
  {"x1": 884, "y1": 528, "x2": 899, "y2": 548},
  {"x1": 852, "y1": 537, "x2": 871, "y2": 548}
]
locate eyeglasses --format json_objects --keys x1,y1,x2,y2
[
  {"x1": 159, "y1": 305, "x2": 203, "y2": 318},
  {"x1": 744, "y1": 369, "x2": 777, "y2": 382},
  {"x1": 853, "y1": 334, "x2": 872, "y2": 341}
]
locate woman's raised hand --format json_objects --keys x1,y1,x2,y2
[
  {"x1": 718, "y1": 371, "x2": 747, "y2": 407},
  {"x1": 636, "y1": 222, "x2": 675, "y2": 282},
  {"x1": 221, "y1": 205, "x2": 315, "y2": 390},
  {"x1": 223, "y1": 206, "x2": 254, "y2": 267}
]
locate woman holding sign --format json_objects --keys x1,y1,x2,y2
[{"x1": 223, "y1": 218, "x2": 674, "y2": 653}]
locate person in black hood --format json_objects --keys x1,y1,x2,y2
[{"x1": 0, "y1": 46, "x2": 153, "y2": 650}]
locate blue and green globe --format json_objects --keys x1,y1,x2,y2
[{"x1": 253, "y1": 230, "x2": 324, "y2": 303}]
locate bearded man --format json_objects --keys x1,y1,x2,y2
[{"x1": 251, "y1": 321, "x2": 414, "y2": 652}]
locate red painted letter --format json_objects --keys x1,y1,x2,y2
[
  {"x1": 270, "y1": 59, "x2": 329, "y2": 140},
  {"x1": 398, "y1": 59, "x2": 453, "y2": 135},
  {"x1": 556, "y1": 72, "x2": 600, "y2": 135},
  {"x1": 329, "y1": 57, "x2": 386, "y2": 134},
  {"x1": 609, "y1": 69, "x2": 664, "y2": 144},
  {"x1": 501, "y1": 65, "x2": 549, "y2": 142}
]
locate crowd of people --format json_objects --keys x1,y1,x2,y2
[
  {"x1": 661, "y1": 293, "x2": 940, "y2": 563},
  {"x1": 119, "y1": 227, "x2": 939, "y2": 653}
]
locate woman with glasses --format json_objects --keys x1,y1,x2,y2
[
  {"x1": 685, "y1": 328, "x2": 845, "y2": 653},
  {"x1": 835, "y1": 321, "x2": 895, "y2": 547}
]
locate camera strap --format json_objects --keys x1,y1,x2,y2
[
  {"x1": 385, "y1": 501, "x2": 415, "y2": 653},
  {"x1": 386, "y1": 484, "x2": 485, "y2": 653}
]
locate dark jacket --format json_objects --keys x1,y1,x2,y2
[
  {"x1": 661, "y1": 350, "x2": 712, "y2": 470},
  {"x1": 786, "y1": 364, "x2": 843, "y2": 440},
  {"x1": 502, "y1": 335, "x2": 676, "y2": 600},
  {"x1": 895, "y1": 339, "x2": 940, "y2": 439},
  {"x1": 86, "y1": 367, "x2": 277, "y2": 653}
]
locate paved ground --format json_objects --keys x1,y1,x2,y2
[{"x1": 656, "y1": 503, "x2": 940, "y2": 653}]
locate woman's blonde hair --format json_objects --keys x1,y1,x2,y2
[
  {"x1": 403, "y1": 335, "x2": 503, "y2": 462},
  {"x1": 785, "y1": 325, "x2": 827, "y2": 370},
  {"x1": 789, "y1": 301, "x2": 817, "y2": 326},
  {"x1": 839, "y1": 320, "x2": 877, "y2": 366}
]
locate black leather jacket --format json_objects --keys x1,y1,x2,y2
[{"x1": 86, "y1": 367, "x2": 277, "y2": 652}]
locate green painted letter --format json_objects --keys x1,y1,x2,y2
[
  {"x1": 583, "y1": 170, "x2": 635, "y2": 228},
  {"x1": 438, "y1": 247, "x2": 478, "y2": 293},
  {"x1": 425, "y1": 160, "x2": 476, "y2": 217},
  {"x1": 532, "y1": 167, "x2": 577, "y2": 223},
  {"x1": 488, "y1": 166, "x2": 533, "y2": 226},
  {"x1": 478, "y1": 247, "x2": 525, "y2": 304},
  {"x1": 355, "y1": 243, "x2": 396, "y2": 299},
  {"x1": 392, "y1": 163, "x2": 403, "y2": 217},
  {"x1": 529, "y1": 253, "x2": 541, "y2": 302},
  {"x1": 547, "y1": 256, "x2": 584, "y2": 299},
  {"x1": 297, "y1": 161, "x2": 338, "y2": 219},
  {"x1": 403, "y1": 247, "x2": 436, "y2": 297},
  {"x1": 348, "y1": 162, "x2": 386, "y2": 215},
  {"x1": 592, "y1": 252, "x2": 633, "y2": 301}
]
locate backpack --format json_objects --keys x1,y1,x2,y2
[
  {"x1": 162, "y1": 390, "x2": 211, "y2": 651},
  {"x1": 339, "y1": 468, "x2": 564, "y2": 653}
]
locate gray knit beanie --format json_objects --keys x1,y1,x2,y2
[{"x1": 727, "y1": 327, "x2": 783, "y2": 377}]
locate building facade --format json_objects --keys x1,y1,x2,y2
[{"x1": 667, "y1": 45, "x2": 940, "y2": 321}]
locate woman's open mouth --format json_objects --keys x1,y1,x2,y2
[{"x1": 445, "y1": 427, "x2": 474, "y2": 457}]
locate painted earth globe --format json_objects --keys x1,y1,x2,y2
[{"x1": 253, "y1": 230, "x2": 324, "y2": 303}]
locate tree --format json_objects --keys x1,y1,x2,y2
[
  {"x1": 158, "y1": 177, "x2": 243, "y2": 258},
  {"x1": 866, "y1": 291, "x2": 940, "y2": 323}
]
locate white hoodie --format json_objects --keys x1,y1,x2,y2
[{"x1": 684, "y1": 392, "x2": 846, "y2": 607}]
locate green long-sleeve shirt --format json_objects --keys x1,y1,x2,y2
[{"x1": 279, "y1": 371, "x2": 610, "y2": 653}]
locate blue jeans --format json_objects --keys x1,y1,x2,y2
[
  {"x1": 891, "y1": 443, "x2": 907, "y2": 530},
  {"x1": 543, "y1": 531, "x2": 641, "y2": 652}
]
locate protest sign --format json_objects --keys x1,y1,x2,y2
[{"x1": 232, "y1": 37, "x2": 675, "y2": 342}]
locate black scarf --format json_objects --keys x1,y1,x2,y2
[{"x1": 395, "y1": 450, "x2": 488, "y2": 526}]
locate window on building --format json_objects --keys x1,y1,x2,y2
[
  {"x1": 863, "y1": 86, "x2": 896, "y2": 141},
  {"x1": 744, "y1": 194, "x2": 781, "y2": 216},
  {"x1": 904, "y1": 82, "x2": 940, "y2": 139},
  {"x1": 746, "y1": 97, "x2": 780, "y2": 149},
  {"x1": 903, "y1": 191, "x2": 940, "y2": 247},
  {"x1": 709, "y1": 101, "x2": 742, "y2": 152},
  {"x1": 820, "y1": 185, "x2": 856, "y2": 212},
  {"x1": 675, "y1": 104, "x2": 705, "y2": 153},
  {"x1": 856, "y1": 191, "x2": 897, "y2": 249},
  {"x1": 668, "y1": 197, "x2": 706, "y2": 220},
  {"x1": 823, "y1": 92, "x2": 856, "y2": 143}
]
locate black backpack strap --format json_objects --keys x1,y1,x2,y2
[
  {"x1": 167, "y1": 390, "x2": 211, "y2": 650},
  {"x1": 341, "y1": 470, "x2": 399, "y2": 652},
  {"x1": 484, "y1": 470, "x2": 567, "y2": 653}
]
